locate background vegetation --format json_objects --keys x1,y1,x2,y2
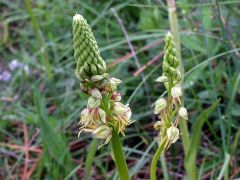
[{"x1": 0, "y1": 0, "x2": 239, "y2": 179}]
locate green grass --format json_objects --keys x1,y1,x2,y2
[{"x1": 0, "y1": 0, "x2": 240, "y2": 179}]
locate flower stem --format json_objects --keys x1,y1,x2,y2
[
  {"x1": 111, "y1": 129, "x2": 129, "y2": 180},
  {"x1": 150, "y1": 138, "x2": 168, "y2": 180}
]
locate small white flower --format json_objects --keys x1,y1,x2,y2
[
  {"x1": 167, "y1": 126, "x2": 179, "y2": 143},
  {"x1": 171, "y1": 86, "x2": 182, "y2": 98},
  {"x1": 98, "y1": 108, "x2": 106, "y2": 123},
  {"x1": 92, "y1": 125, "x2": 112, "y2": 140},
  {"x1": 90, "y1": 88, "x2": 102, "y2": 99},
  {"x1": 80, "y1": 108, "x2": 92, "y2": 126},
  {"x1": 92, "y1": 125, "x2": 113, "y2": 149},
  {"x1": 113, "y1": 102, "x2": 130, "y2": 115},
  {"x1": 110, "y1": 77, "x2": 122, "y2": 85},
  {"x1": 87, "y1": 96, "x2": 101, "y2": 109},
  {"x1": 155, "y1": 75, "x2": 168, "y2": 83},
  {"x1": 178, "y1": 107, "x2": 188, "y2": 120},
  {"x1": 154, "y1": 98, "x2": 167, "y2": 114},
  {"x1": 125, "y1": 110, "x2": 132, "y2": 121}
]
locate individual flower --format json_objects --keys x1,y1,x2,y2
[
  {"x1": 171, "y1": 86, "x2": 182, "y2": 98},
  {"x1": 154, "y1": 98, "x2": 167, "y2": 114},
  {"x1": 78, "y1": 107, "x2": 106, "y2": 137},
  {"x1": 154, "y1": 121, "x2": 164, "y2": 131},
  {"x1": 92, "y1": 125, "x2": 112, "y2": 149},
  {"x1": 155, "y1": 75, "x2": 168, "y2": 83},
  {"x1": 111, "y1": 92, "x2": 121, "y2": 102},
  {"x1": 90, "y1": 88, "x2": 102, "y2": 99},
  {"x1": 167, "y1": 126, "x2": 179, "y2": 143},
  {"x1": 113, "y1": 102, "x2": 130, "y2": 115},
  {"x1": 113, "y1": 102, "x2": 132, "y2": 134},
  {"x1": 178, "y1": 107, "x2": 188, "y2": 120},
  {"x1": 87, "y1": 96, "x2": 101, "y2": 109},
  {"x1": 92, "y1": 125, "x2": 112, "y2": 139},
  {"x1": 105, "y1": 77, "x2": 122, "y2": 92}
]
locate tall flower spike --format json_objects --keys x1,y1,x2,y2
[
  {"x1": 151, "y1": 32, "x2": 189, "y2": 180},
  {"x1": 73, "y1": 14, "x2": 106, "y2": 81},
  {"x1": 162, "y1": 32, "x2": 181, "y2": 84}
]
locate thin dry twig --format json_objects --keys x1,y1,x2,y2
[
  {"x1": 0, "y1": 143, "x2": 42, "y2": 154},
  {"x1": 133, "y1": 52, "x2": 163, "y2": 77},
  {"x1": 108, "y1": 39, "x2": 163, "y2": 68},
  {"x1": 22, "y1": 123, "x2": 29, "y2": 180}
]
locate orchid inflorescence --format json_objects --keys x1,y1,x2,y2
[
  {"x1": 154, "y1": 32, "x2": 188, "y2": 149},
  {"x1": 73, "y1": 14, "x2": 133, "y2": 149}
]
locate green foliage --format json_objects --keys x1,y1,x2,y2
[{"x1": 34, "y1": 89, "x2": 73, "y2": 176}]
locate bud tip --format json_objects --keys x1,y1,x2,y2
[{"x1": 73, "y1": 14, "x2": 83, "y2": 21}]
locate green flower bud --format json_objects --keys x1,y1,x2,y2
[
  {"x1": 162, "y1": 32, "x2": 180, "y2": 83},
  {"x1": 73, "y1": 14, "x2": 106, "y2": 81},
  {"x1": 91, "y1": 73, "x2": 109, "y2": 82},
  {"x1": 178, "y1": 107, "x2": 188, "y2": 120}
]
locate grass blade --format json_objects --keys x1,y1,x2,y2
[{"x1": 184, "y1": 100, "x2": 220, "y2": 178}]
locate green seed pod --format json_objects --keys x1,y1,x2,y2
[
  {"x1": 162, "y1": 32, "x2": 180, "y2": 81},
  {"x1": 73, "y1": 14, "x2": 106, "y2": 81}
]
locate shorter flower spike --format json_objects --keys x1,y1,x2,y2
[
  {"x1": 74, "y1": 14, "x2": 133, "y2": 149},
  {"x1": 153, "y1": 32, "x2": 188, "y2": 149}
]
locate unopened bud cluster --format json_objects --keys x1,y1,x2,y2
[
  {"x1": 154, "y1": 32, "x2": 188, "y2": 148},
  {"x1": 73, "y1": 14, "x2": 133, "y2": 148}
]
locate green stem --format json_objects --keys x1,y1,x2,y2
[
  {"x1": 111, "y1": 129, "x2": 129, "y2": 180},
  {"x1": 150, "y1": 138, "x2": 168, "y2": 180}
]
